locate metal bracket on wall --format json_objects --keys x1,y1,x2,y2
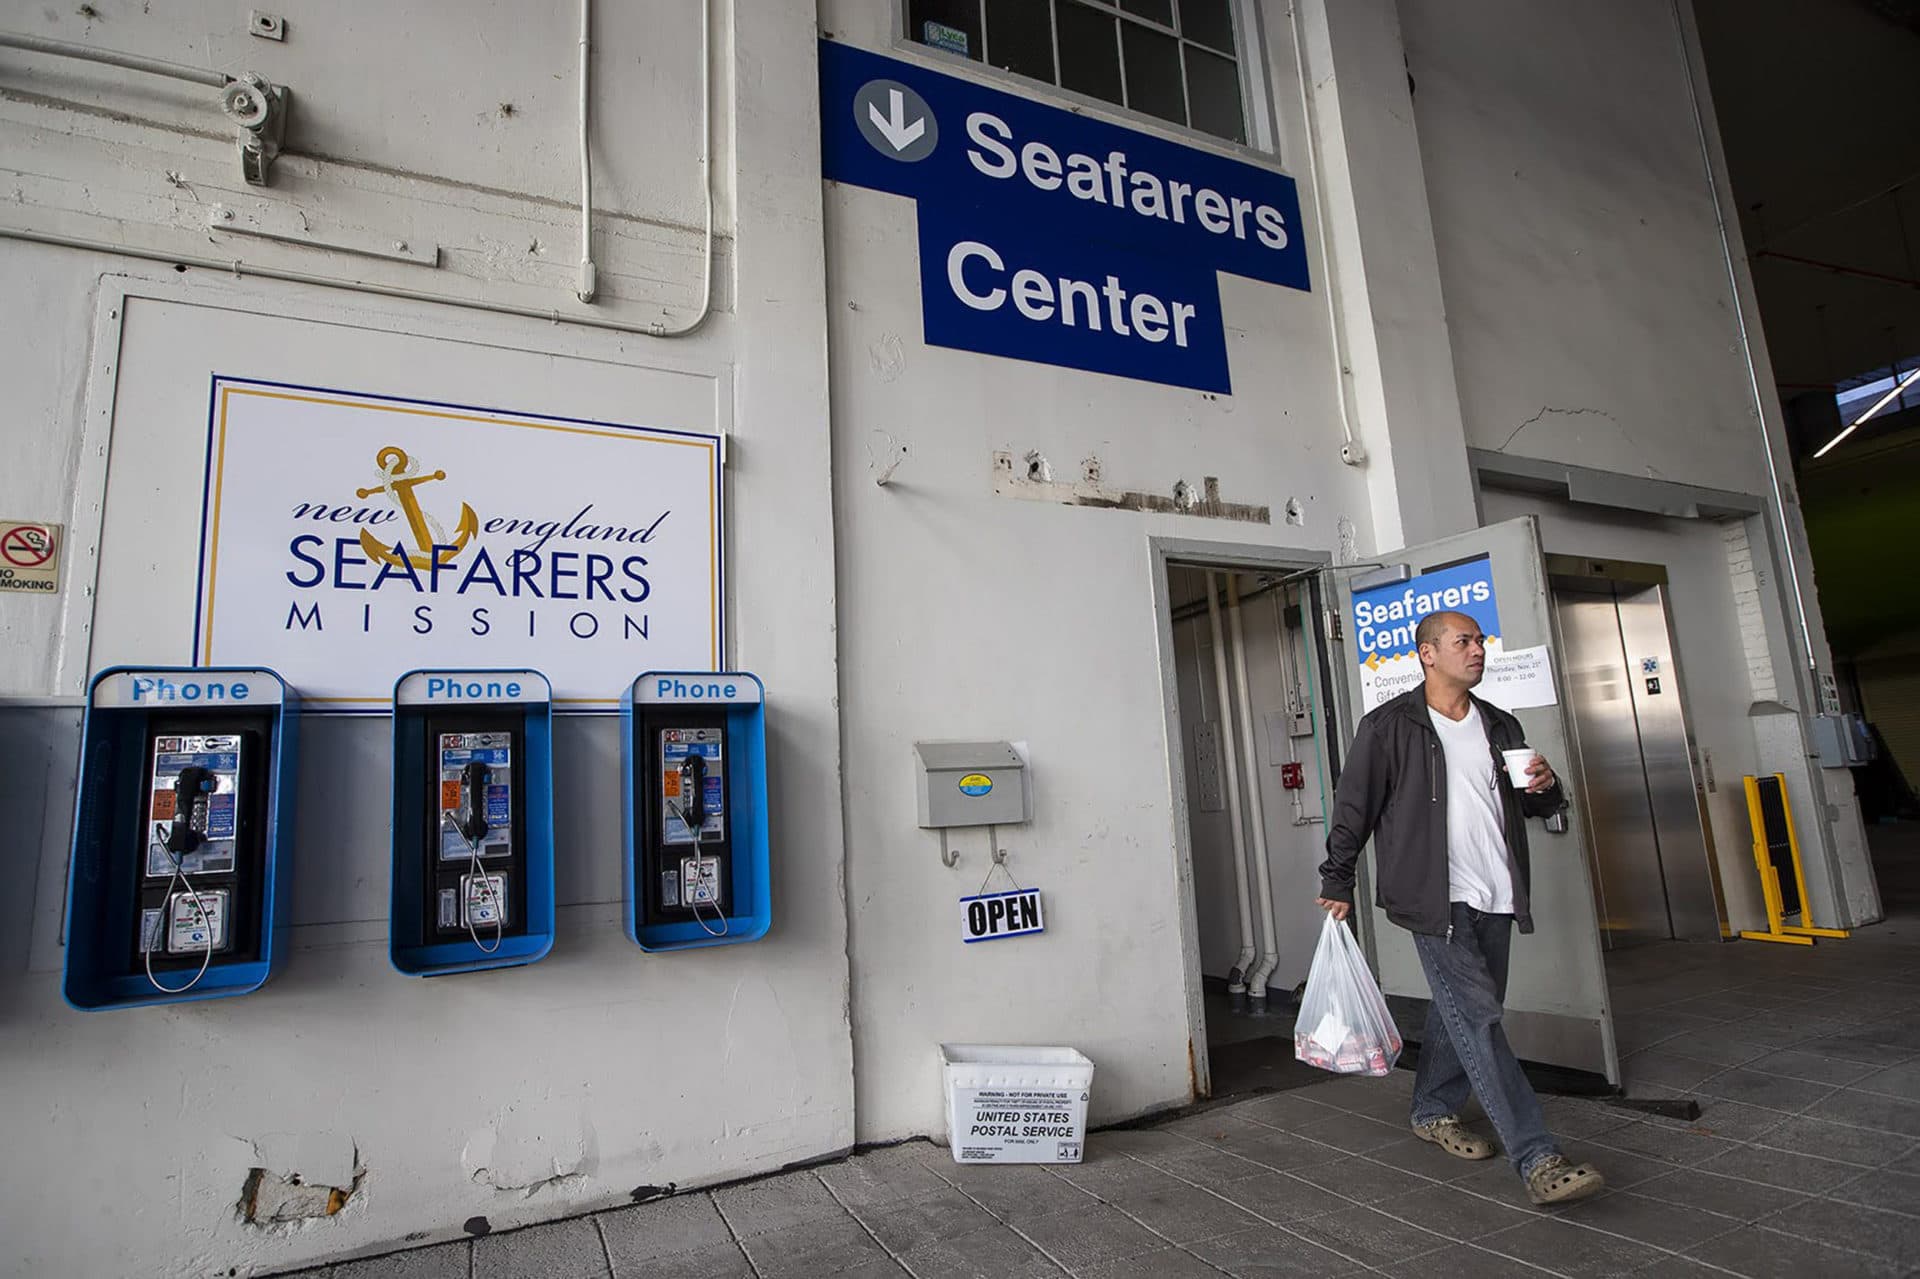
[{"x1": 207, "y1": 204, "x2": 440, "y2": 267}]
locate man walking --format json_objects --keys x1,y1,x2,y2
[{"x1": 1316, "y1": 609, "x2": 1605, "y2": 1205}]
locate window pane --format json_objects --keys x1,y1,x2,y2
[
  {"x1": 1123, "y1": 22, "x2": 1185, "y2": 124},
  {"x1": 909, "y1": 0, "x2": 981, "y2": 60},
  {"x1": 984, "y1": 0, "x2": 1055, "y2": 81},
  {"x1": 1184, "y1": 44, "x2": 1243, "y2": 141},
  {"x1": 1121, "y1": 0, "x2": 1175, "y2": 26},
  {"x1": 1059, "y1": 3, "x2": 1124, "y2": 107},
  {"x1": 1178, "y1": 0, "x2": 1236, "y2": 53}
]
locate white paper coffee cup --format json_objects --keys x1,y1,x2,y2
[{"x1": 1502, "y1": 748, "x2": 1536, "y2": 789}]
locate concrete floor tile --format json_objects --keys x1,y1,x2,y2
[
  {"x1": 1476, "y1": 1216, "x2": 1666, "y2": 1278},
  {"x1": 1535, "y1": 1097, "x2": 1637, "y2": 1142},
  {"x1": 817, "y1": 1147, "x2": 953, "y2": 1209},
  {"x1": 1829, "y1": 1166, "x2": 1920, "y2": 1215},
  {"x1": 1093, "y1": 1180, "x2": 1261, "y2": 1243},
  {"x1": 1227, "y1": 1091, "x2": 1344, "y2": 1132},
  {"x1": 328, "y1": 1241, "x2": 470, "y2": 1279},
  {"x1": 1627, "y1": 1258, "x2": 1749, "y2": 1279},
  {"x1": 1283, "y1": 1203, "x2": 1449, "y2": 1268},
  {"x1": 1555, "y1": 1190, "x2": 1745, "y2": 1252},
  {"x1": 1619, "y1": 1048, "x2": 1726, "y2": 1092},
  {"x1": 1183, "y1": 1225, "x2": 1368, "y2": 1278},
  {"x1": 1627, "y1": 1168, "x2": 1809, "y2": 1222},
  {"x1": 1685, "y1": 1224, "x2": 1906, "y2": 1278},
  {"x1": 1632, "y1": 1029, "x2": 1773, "y2": 1070},
  {"x1": 1289, "y1": 1155, "x2": 1434, "y2": 1204},
  {"x1": 1050, "y1": 1152, "x2": 1172, "y2": 1196},
  {"x1": 1367, "y1": 1182, "x2": 1535, "y2": 1241},
  {"x1": 933, "y1": 1162, "x2": 1096, "y2": 1222},
  {"x1": 735, "y1": 1213, "x2": 889, "y2": 1279},
  {"x1": 1077, "y1": 1245, "x2": 1231, "y2": 1278},
  {"x1": 1013, "y1": 1202, "x2": 1168, "y2": 1270},
  {"x1": 1692, "y1": 1143, "x2": 1867, "y2": 1193},
  {"x1": 1804, "y1": 1086, "x2": 1920, "y2": 1137},
  {"x1": 621, "y1": 1244, "x2": 756, "y2": 1279},
  {"x1": 1209, "y1": 1170, "x2": 1350, "y2": 1225},
  {"x1": 1793, "y1": 1032, "x2": 1918, "y2": 1067},
  {"x1": 1360, "y1": 1134, "x2": 1499, "y2": 1184},
  {"x1": 1690, "y1": 1067, "x2": 1839, "y2": 1113},
  {"x1": 597, "y1": 1194, "x2": 733, "y2": 1266},
  {"x1": 1853, "y1": 1059, "x2": 1920, "y2": 1100},
  {"x1": 1644, "y1": 1098, "x2": 1794, "y2": 1144},
  {"x1": 1742, "y1": 1048, "x2": 1883, "y2": 1086},
  {"x1": 1760, "y1": 1194, "x2": 1920, "y2": 1263},
  {"x1": 853, "y1": 1185, "x2": 1000, "y2": 1254},
  {"x1": 711, "y1": 1170, "x2": 844, "y2": 1238},
  {"x1": 1584, "y1": 1119, "x2": 1740, "y2": 1167},
  {"x1": 1375, "y1": 1241, "x2": 1565, "y2": 1277},
  {"x1": 472, "y1": 1216, "x2": 610, "y2": 1279},
  {"x1": 1291, "y1": 1112, "x2": 1413, "y2": 1155},
  {"x1": 896, "y1": 1223, "x2": 1067, "y2": 1279},
  {"x1": 1749, "y1": 1112, "x2": 1918, "y2": 1166}
]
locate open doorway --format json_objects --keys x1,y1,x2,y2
[{"x1": 1161, "y1": 557, "x2": 1341, "y2": 1099}]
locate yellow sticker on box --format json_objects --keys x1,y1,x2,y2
[{"x1": 958, "y1": 773, "x2": 993, "y2": 797}]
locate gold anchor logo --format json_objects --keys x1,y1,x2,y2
[{"x1": 355, "y1": 445, "x2": 480, "y2": 570}]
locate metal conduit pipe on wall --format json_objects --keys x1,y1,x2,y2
[
  {"x1": 1229, "y1": 575, "x2": 1281, "y2": 1004},
  {"x1": 0, "y1": 0, "x2": 714, "y2": 337},
  {"x1": 1206, "y1": 571, "x2": 1259, "y2": 995}
]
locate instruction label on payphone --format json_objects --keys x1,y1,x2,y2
[
  {"x1": 658, "y1": 728, "x2": 725, "y2": 913},
  {"x1": 437, "y1": 733, "x2": 513, "y2": 862},
  {"x1": 146, "y1": 736, "x2": 243, "y2": 877}
]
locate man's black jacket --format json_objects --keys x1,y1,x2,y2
[{"x1": 1317, "y1": 687, "x2": 1567, "y2": 936}]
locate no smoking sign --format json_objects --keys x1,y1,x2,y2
[{"x1": 0, "y1": 521, "x2": 62, "y2": 594}]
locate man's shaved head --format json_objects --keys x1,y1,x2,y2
[{"x1": 1416, "y1": 610, "x2": 1478, "y2": 651}]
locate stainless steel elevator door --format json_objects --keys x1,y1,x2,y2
[{"x1": 1552, "y1": 585, "x2": 1723, "y2": 946}]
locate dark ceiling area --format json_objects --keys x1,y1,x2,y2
[{"x1": 1693, "y1": 0, "x2": 1920, "y2": 662}]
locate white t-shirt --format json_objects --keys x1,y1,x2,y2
[{"x1": 1427, "y1": 703, "x2": 1514, "y2": 913}]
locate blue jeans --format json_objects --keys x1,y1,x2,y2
[{"x1": 1410, "y1": 903, "x2": 1558, "y2": 1176}]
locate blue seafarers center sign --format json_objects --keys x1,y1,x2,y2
[{"x1": 819, "y1": 40, "x2": 1312, "y2": 394}]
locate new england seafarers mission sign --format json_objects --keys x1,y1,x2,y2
[{"x1": 192, "y1": 377, "x2": 723, "y2": 710}]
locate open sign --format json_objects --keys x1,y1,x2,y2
[{"x1": 959, "y1": 887, "x2": 1045, "y2": 943}]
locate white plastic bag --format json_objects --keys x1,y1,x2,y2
[{"x1": 1293, "y1": 914, "x2": 1403, "y2": 1077}]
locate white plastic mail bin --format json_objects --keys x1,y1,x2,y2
[{"x1": 939, "y1": 1043, "x2": 1094, "y2": 1164}]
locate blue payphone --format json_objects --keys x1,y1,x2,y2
[
  {"x1": 622, "y1": 671, "x2": 771, "y2": 950},
  {"x1": 389, "y1": 669, "x2": 556, "y2": 976},
  {"x1": 63, "y1": 667, "x2": 300, "y2": 1010}
]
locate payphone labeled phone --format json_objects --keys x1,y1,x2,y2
[
  {"x1": 65, "y1": 668, "x2": 299, "y2": 1011},
  {"x1": 623, "y1": 672, "x2": 770, "y2": 951},
  {"x1": 391, "y1": 670, "x2": 554, "y2": 976}
]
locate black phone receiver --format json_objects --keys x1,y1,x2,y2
[
  {"x1": 679, "y1": 752, "x2": 707, "y2": 828},
  {"x1": 458, "y1": 759, "x2": 491, "y2": 842},
  {"x1": 165, "y1": 766, "x2": 212, "y2": 854}
]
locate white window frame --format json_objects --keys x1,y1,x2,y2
[{"x1": 894, "y1": 0, "x2": 1283, "y2": 163}]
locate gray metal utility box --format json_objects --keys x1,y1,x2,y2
[{"x1": 914, "y1": 741, "x2": 1027, "y2": 827}]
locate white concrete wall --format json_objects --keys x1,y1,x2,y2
[
  {"x1": 1398, "y1": 0, "x2": 1769, "y2": 496},
  {"x1": 0, "y1": 4, "x2": 855, "y2": 1276},
  {"x1": 822, "y1": 1, "x2": 1378, "y2": 1143}
]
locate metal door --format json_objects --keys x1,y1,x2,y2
[{"x1": 1319, "y1": 517, "x2": 1618, "y2": 1084}]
